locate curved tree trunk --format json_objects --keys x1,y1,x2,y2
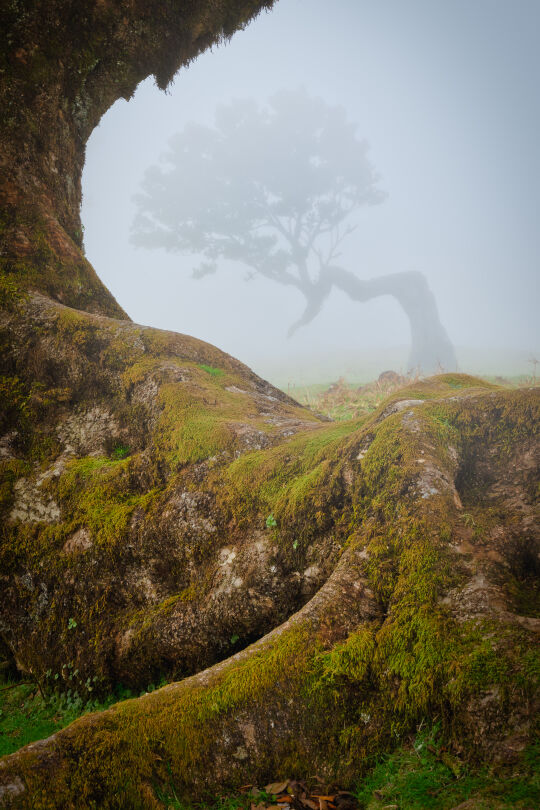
[
  {"x1": 288, "y1": 267, "x2": 456, "y2": 374},
  {"x1": 0, "y1": 0, "x2": 274, "y2": 315},
  {"x1": 328, "y1": 267, "x2": 457, "y2": 374}
]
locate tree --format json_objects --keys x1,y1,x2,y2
[{"x1": 131, "y1": 89, "x2": 456, "y2": 372}]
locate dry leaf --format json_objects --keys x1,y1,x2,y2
[{"x1": 265, "y1": 782, "x2": 290, "y2": 795}]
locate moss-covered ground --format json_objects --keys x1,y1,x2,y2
[
  {"x1": 154, "y1": 727, "x2": 539, "y2": 810},
  {"x1": 2, "y1": 678, "x2": 538, "y2": 809},
  {"x1": 0, "y1": 374, "x2": 537, "y2": 807}
]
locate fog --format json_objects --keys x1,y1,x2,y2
[{"x1": 81, "y1": 0, "x2": 540, "y2": 386}]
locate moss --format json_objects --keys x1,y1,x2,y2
[
  {"x1": 1, "y1": 377, "x2": 537, "y2": 803},
  {"x1": 0, "y1": 273, "x2": 27, "y2": 310},
  {"x1": 0, "y1": 457, "x2": 31, "y2": 513},
  {"x1": 55, "y1": 454, "x2": 159, "y2": 549},
  {"x1": 0, "y1": 375, "x2": 31, "y2": 434},
  {"x1": 311, "y1": 624, "x2": 377, "y2": 692},
  {"x1": 0, "y1": 375, "x2": 64, "y2": 464},
  {"x1": 154, "y1": 370, "x2": 266, "y2": 468},
  {"x1": 223, "y1": 419, "x2": 363, "y2": 544},
  {"x1": 198, "y1": 364, "x2": 225, "y2": 378}
]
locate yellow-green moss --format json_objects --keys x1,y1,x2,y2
[
  {"x1": 224, "y1": 419, "x2": 363, "y2": 533},
  {"x1": 155, "y1": 375, "x2": 262, "y2": 467},
  {"x1": 1, "y1": 381, "x2": 537, "y2": 805},
  {"x1": 55, "y1": 455, "x2": 159, "y2": 549}
]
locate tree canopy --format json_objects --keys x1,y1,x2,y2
[
  {"x1": 132, "y1": 88, "x2": 456, "y2": 371},
  {"x1": 132, "y1": 90, "x2": 384, "y2": 323}
]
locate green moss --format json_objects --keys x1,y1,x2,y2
[
  {"x1": 55, "y1": 455, "x2": 158, "y2": 549},
  {"x1": 312, "y1": 625, "x2": 377, "y2": 691},
  {"x1": 224, "y1": 419, "x2": 362, "y2": 541},
  {"x1": 0, "y1": 273, "x2": 27, "y2": 309},
  {"x1": 154, "y1": 371, "x2": 268, "y2": 468},
  {"x1": 199, "y1": 364, "x2": 225, "y2": 378},
  {"x1": 56, "y1": 623, "x2": 318, "y2": 804},
  {"x1": 0, "y1": 457, "x2": 31, "y2": 513},
  {"x1": 1, "y1": 378, "x2": 537, "y2": 803}
]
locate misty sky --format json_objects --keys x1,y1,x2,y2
[{"x1": 81, "y1": 0, "x2": 540, "y2": 383}]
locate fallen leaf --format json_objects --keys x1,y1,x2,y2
[{"x1": 265, "y1": 782, "x2": 290, "y2": 795}]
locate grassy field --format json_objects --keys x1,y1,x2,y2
[{"x1": 286, "y1": 373, "x2": 537, "y2": 421}]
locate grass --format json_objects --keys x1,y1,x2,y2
[
  {"x1": 291, "y1": 376, "x2": 401, "y2": 421},
  {"x1": 198, "y1": 364, "x2": 225, "y2": 378},
  {"x1": 0, "y1": 674, "x2": 167, "y2": 758},
  {"x1": 353, "y1": 725, "x2": 540, "y2": 809},
  {"x1": 153, "y1": 725, "x2": 539, "y2": 809},
  {"x1": 0, "y1": 677, "x2": 100, "y2": 757},
  {"x1": 290, "y1": 373, "x2": 538, "y2": 422}
]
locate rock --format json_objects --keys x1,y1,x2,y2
[{"x1": 377, "y1": 370, "x2": 406, "y2": 387}]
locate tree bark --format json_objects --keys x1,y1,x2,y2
[{"x1": 0, "y1": 0, "x2": 275, "y2": 315}]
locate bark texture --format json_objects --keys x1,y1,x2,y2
[{"x1": 0, "y1": 0, "x2": 274, "y2": 313}]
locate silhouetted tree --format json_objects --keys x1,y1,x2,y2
[{"x1": 132, "y1": 89, "x2": 456, "y2": 372}]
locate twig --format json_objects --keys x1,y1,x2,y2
[{"x1": 0, "y1": 681, "x2": 34, "y2": 692}]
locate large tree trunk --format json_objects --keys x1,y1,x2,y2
[
  {"x1": 0, "y1": 0, "x2": 274, "y2": 314},
  {"x1": 289, "y1": 268, "x2": 456, "y2": 374},
  {"x1": 329, "y1": 267, "x2": 457, "y2": 374}
]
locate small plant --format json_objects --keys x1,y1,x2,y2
[
  {"x1": 67, "y1": 617, "x2": 77, "y2": 630},
  {"x1": 265, "y1": 513, "x2": 277, "y2": 529},
  {"x1": 292, "y1": 539, "x2": 299, "y2": 550},
  {"x1": 111, "y1": 443, "x2": 130, "y2": 460},
  {"x1": 230, "y1": 634, "x2": 240, "y2": 645},
  {"x1": 461, "y1": 513, "x2": 475, "y2": 528},
  {"x1": 199, "y1": 364, "x2": 225, "y2": 378}
]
